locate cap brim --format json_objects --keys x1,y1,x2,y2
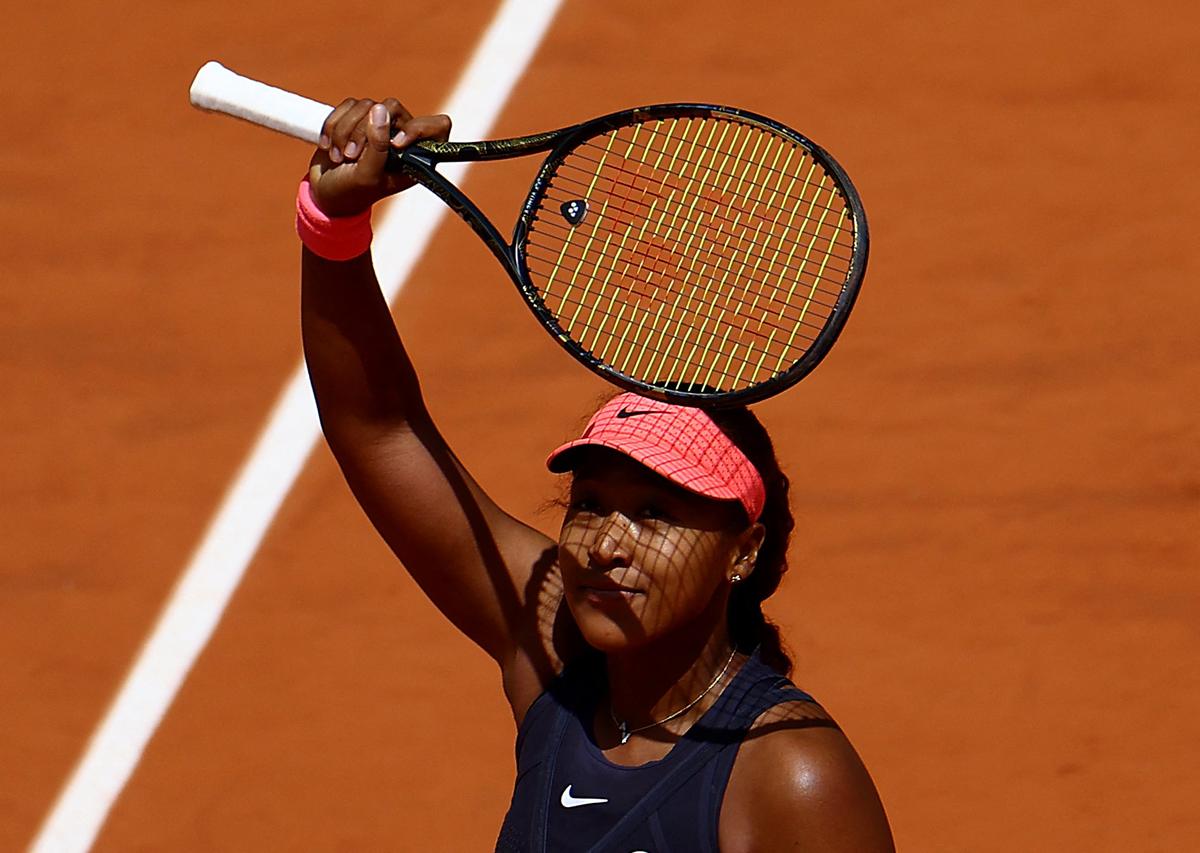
[{"x1": 546, "y1": 438, "x2": 747, "y2": 505}]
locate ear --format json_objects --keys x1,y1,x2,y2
[{"x1": 730, "y1": 523, "x2": 766, "y2": 583}]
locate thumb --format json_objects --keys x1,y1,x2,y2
[{"x1": 360, "y1": 103, "x2": 392, "y2": 171}]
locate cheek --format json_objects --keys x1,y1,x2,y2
[
  {"x1": 556, "y1": 518, "x2": 588, "y2": 563},
  {"x1": 557, "y1": 517, "x2": 604, "y2": 590},
  {"x1": 638, "y1": 531, "x2": 731, "y2": 616},
  {"x1": 556, "y1": 548, "x2": 582, "y2": 592},
  {"x1": 644, "y1": 529, "x2": 727, "y2": 582}
]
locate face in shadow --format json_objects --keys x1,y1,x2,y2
[{"x1": 557, "y1": 448, "x2": 759, "y2": 653}]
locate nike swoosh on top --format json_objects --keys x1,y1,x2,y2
[
  {"x1": 560, "y1": 784, "x2": 609, "y2": 808},
  {"x1": 615, "y1": 407, "x2": 661, "y2": 419}
]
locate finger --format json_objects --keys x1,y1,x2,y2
[
  {"x1": 343, "y1": 99, "x2": 381, "y2": 162},
  {"x1": 382, "y1": 98, "x2": 413, "y2": 147},
  {"x1": 391, "y1": 113, "x2": 452, "y2": 149},
  {"x1": 329, "y1": 99, "x2": 373, "y2": 163},
  {"x1": 357, "y1": 103, "x2": 393, "y2": 176},
  {"x1": 365, "y1": 103, "x2": 391, "y2": 151},
  {"x1": 321, "y1": 98, "x2": 359, "y2": 152},
  {"x1": 382, "y1": 98, "x2": 413, "y2": 125}
]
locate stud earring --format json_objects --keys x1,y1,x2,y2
[{"x1": 731, "y1": 573, "x2": 743, "y2": 584}]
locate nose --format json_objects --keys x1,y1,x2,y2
[{"x1": 589, "y1": 511, "x2": 636, "y2": 569}]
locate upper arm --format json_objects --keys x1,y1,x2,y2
[
  {"x1": 299, "y1": 249, "x2": 573, "y2": 720},
  {"x1": 721, "y1": 704, "x2": 895, "y2": 853},
  {"x1": 324, "y1": 406, "x2": 569, "y2": 715}
]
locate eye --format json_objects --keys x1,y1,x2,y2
[
  {"x1": 568, "y1": 495, "x2": 599, "y2": 514},
  {"x1": 639, "y1": 504, "x2": 673, "y2": 522}
]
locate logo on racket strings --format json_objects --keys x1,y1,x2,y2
[{"x1": 560, "y1": 199, "x2": 588, "y2": 226}]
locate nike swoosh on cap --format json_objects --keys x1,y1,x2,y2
[
  {"x1": 615, "y1": 407, "x2": 662, "y2": 418},
  {"x1": 560, "y1": 784, "x2": 609, "y2": 808}
]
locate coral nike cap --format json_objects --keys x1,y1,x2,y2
[{"x1": 546, "y1": 392, "x2": 766, "y2": 522}]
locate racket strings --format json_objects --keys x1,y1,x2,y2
[
  {"x1": 554, "y1": 153, "x2": 854, "y2": 242},
  {"x1": 542, "y1": 159, "x2": 855, "y2": 251},
  {"x1": 523, "y1": 251, "x2": 840, "y2": 340},
  {"x1": 535, "y1": 179, "x2": 838, "y2": 382},
  {"x1": 524, "y1": 235, "x2": 843, "y2": 319},
  {"x1": 531, "y1": 206, "x2": 853, "y2": 286},
  {"x1": 578, "y1": 119, "x2": 834, "y2": 190},
  {"x1": 588, "y1": 119, "x2": 849, "y2": 250},
  {"x1": 525, "y1": 114, "x2": 856, "y2": 392},
  {"x1": 529, "y1": 284, "x2": 827, "y2": 366},
  {"x1": 526, "y1": 242, "x2": 840, "y2": 389},
  {"x1": 532, "y1": 283, "x2": 800, "y2": 390}
]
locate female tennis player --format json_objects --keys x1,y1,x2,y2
[{"x1": 299, "y1": 98, "x2": 894, "y2": 852}]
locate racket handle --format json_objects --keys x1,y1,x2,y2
[{"x1": 189, "y1": 61, "x2": 334, "y2": 144}]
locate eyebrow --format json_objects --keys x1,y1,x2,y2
[{"x1": 572, "y1": 465, "x2": 674, "y2": 491}]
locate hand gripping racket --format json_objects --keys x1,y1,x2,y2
[{"x1": 190, "y1": 61, "x2": 868, "y2": 407}]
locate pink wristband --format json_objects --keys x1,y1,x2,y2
[{"x1": 295, "y1": 179, "x2": 373, "y2": 261}]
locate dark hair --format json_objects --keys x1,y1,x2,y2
[{"x1": 708, "y1": 406, "x2": 795, "y2": 677}]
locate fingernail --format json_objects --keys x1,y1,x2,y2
[
  {"x1": 344, "y1": 140, "x2": 359, "y2": 159},
  {"x1": 330, "y1": 146, "x2": 342, "y2": 163},
  {"x1": 370, "y1": 104, "x2": 387, "y2": 128},
  {"x1": 319, "y1": 134, "x2": 330, "y2": 149},
  {"x1": 391, "y1": 130, "x2": 407, "y2": 148}
]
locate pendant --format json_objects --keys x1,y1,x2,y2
[{"x1": 618, "y1": 721, "x2": 630, "y2": 745}]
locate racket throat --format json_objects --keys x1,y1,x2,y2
[{"x1": 395, "y1": 149, "x2": 525, "y2": 286}]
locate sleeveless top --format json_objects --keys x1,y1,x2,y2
[{"x1": 494, "y1": 650, "x2": 816, "y2": 852}]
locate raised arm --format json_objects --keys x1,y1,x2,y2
[{"x1": 299, "y1": 99, "x2": 567, "y2": 720}]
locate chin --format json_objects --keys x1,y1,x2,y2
[{"x1": 569, "y1": 597, "x2": 650, "y2": 652}]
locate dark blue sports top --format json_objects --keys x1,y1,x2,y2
[{"x1": 494, "y1": 650, "x2": 815, "y2": 852}]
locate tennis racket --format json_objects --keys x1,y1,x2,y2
[{"x1": 190, "y1": 61, "x2": 868, "y2": 407}]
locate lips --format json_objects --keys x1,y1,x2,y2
[
  {"x1": 581, "y1": 583, "x2": 642, "y2": 595},
  {"x1": 577, "y1": 574, "x2": 643, "y2": 604},
  {"x1": 578, "y1": 574, "x2": 642, "y2": 594}
]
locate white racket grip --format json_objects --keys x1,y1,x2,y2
[{"x1": 189, "y1": 61, "x2": 334, "y2": 144}]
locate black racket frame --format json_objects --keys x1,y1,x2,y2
[{"x1": 387, "y1": 103, "x2": 868, "y2": 408}]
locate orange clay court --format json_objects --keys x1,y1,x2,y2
[{"x1": 3, "y1": 1, "x2": 1198, "y2": 850}]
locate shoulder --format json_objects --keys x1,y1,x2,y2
[{"x1": 719, "y1": 701, "x2": 895, "y2": 853}]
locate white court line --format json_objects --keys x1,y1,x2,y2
[{"x1": 29, "y1": 2, "x2": 564, "y2": 850}]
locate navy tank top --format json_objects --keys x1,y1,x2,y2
[{"x1": 494, "y1": 650, "x2": 815, "y2": 852}]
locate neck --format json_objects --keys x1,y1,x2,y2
[{"x1": 605, "y1": 594, "x2": 738, "y2": 731}]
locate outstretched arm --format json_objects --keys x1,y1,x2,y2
[{"x1": 300, "y1": 99, "x2": 568, "y2": 721}]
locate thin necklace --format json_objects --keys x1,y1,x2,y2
[{"x1": 608, "y1": 648, "x2": 738, "y2": 745}]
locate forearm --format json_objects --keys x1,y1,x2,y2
[{"x1": 300, "y1": 246, "x2": 427, "y2": 430}]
